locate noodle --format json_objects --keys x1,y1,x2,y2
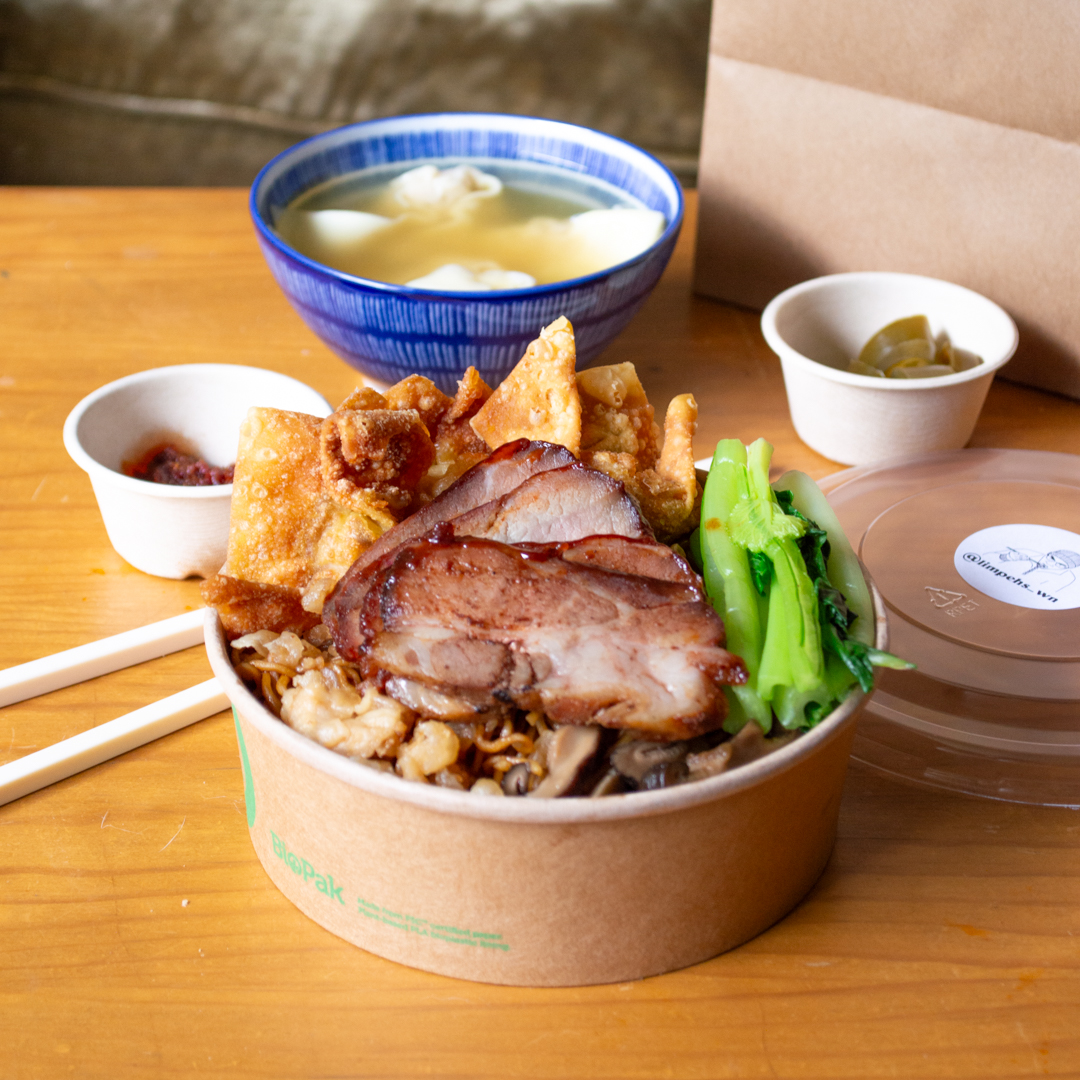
[
  {"x1": 230, "y1": 629, "x2": 554, "y2": 793},
  {"x1": 229, "y1": 627, "x2": 741, "y2": 797},
  {"x1": 474, "y1": 719, "x2": 535, "y2": 755},
  {"x1": 261, "y1": 670, "x2": 282, "y2": 715}
]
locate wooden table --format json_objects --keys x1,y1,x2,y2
[{"x1": 1, "y1": 189, "x2": 1078, "y2": 1079}]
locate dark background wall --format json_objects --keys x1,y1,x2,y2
[{"x1": 0, "y1": 0, "x2": 709, "y2": 185}]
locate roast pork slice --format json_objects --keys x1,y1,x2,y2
[
  {"x1": 555, "y1": 534, "x2": 697, "y2": 584},
  {"x1": 324, "y1": 531, "x2": 747, "y2": 739},
  {"x1": 342, "y1": 439, "x2": 575, "y2": 582},
  {"x1": 448, "y1": 463, "x2": 650, "y2": 545}
]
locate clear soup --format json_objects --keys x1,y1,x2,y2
[{"x1": 274, "y1": 159, "x2": 665, "y2": 289}]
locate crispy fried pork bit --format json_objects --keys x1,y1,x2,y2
[
  {"x1": 201, "y1": 574, "x2": 321, "y2": 641},
  {"x1": 382, "y1": 374, "x2": 453, "y2": 433},
  {"x1": 320, "y1": 407, "x2": 435, "y2": 518},
  {"x1": 324, "y1": 529, "x2": 747, "y2": 740},
  {"x1": 336, "y1": 385, "x2": 390, "y2": 412}
]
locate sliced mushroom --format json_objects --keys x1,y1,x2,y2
[
  {"x1": 432, "y1": 767, "x2": 467, "y2": 791},
  {"x1": 727, "y1": 721, "x2": 799, "y2": 768},
  {"x1": 610, "y1": 738, "x2": 689, "y2": 785},
  {"x1": 727, "y1": 720, "x2": 767, "y2": 767},
  {"x1": 588, "y1": 769, "x2": 625, "y2": 798},
  {"x1": 529, "y1": 725, "x2": 601, "y2": 798},
  {"x1": 764, "y1": 731, "x2": 799, "y2": 755},
  {"x1": 685, "y1": 740, "x2": 733, "y2": 780},
  {"x1": 639, "y1": 758, "x2": 689, "y2": 790},
  {"x1": 501, "y1": 762, "x2": 532, "y2": 796}
]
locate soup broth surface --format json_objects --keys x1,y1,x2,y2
[{"x1": 275, "y1": 160, "x2": 665, "y2": 289}]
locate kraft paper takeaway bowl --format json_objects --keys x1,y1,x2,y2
[
  {"x1": 203, "y1": 586, "x2": 888, "y2": 987},
  {"x1": 761, "y1": 272, "x2": 1018, "y2": 466}
]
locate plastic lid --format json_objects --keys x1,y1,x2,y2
[{"x1": 820, "y1": 448, "x2": 1080, "y2": 808}]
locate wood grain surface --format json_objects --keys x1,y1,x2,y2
[{"x1": 1, "y1": 188, "x2": 1078, "y2": 1080}]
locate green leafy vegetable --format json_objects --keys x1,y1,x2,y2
[
  {"x1": 700, "y1": 441, "x2": 914, "y2": 733},
  {"x1": 739, "y1": 440, "x2": 824, "y2": 706},
  {"x1": 773, "y1": 469, "x2": 874, "y2": 644},
  {"x1": 700, "y1": 441, "x2": 771, "y2": 732},
  {"x1": 773, "y1": 484, "x2": 913, "y2": 696},
  {"x1": 748, "y1": 551, "x2": 773, "y2": 596}
]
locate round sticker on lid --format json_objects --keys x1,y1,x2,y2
[{"x1": 954, "y1": 523, "x2": 1080, "y2": 610}]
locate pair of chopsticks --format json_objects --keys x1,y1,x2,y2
[{"x1": 0, "y1": 609, "x2": 228, "y2": 807}]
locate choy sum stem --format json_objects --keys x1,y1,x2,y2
[
  {"x1": 700, "y1": 440, "x2": 771, "y2": 731},
  {"x1": 700, "y1": 440, "x2": 914, "y2": 733}
]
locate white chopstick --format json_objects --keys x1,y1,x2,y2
[
  {"x1": 0, "y1": 677, "x2": 228, "y2": 807},
  {"x1": 0, "y1": 607, "x2": 205, "y2": 708},
  {"x1": 0, "y1": 607, "x2": 227, "y2": 806}
]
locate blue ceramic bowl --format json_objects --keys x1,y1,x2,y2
[{"x1": 250, "y1": 113, "x2": 684, "y2": 392}]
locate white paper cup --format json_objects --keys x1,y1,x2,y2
[
  {"x1": 761, "y1": 273, "x2": 1018, "y2": 465},
  {"x1": 64, "y1": 365, "x2": 331, "y2": 578},
  {"x1": 204, "y1": 582, "x2": 888, "y2": 987}
]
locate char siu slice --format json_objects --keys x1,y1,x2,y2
[
  {"x1": 327, "y1": 446, "x2": 649, "y2": 615},
  {"x1": 448, "y1": 462, "x2": 649, "y2": 545},
  {"x1": 324, "y1": 530, "x2": 746, "y2": 739},
  {"x1": 346, "y1": 439, "x2": 576, "y2": 581}
]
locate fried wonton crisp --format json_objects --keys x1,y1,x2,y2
[
  {"x1": 578, "y1": 362, "x2": 660, "y2": 465},
  {"x1": 656, "y1": 392, "x2": 698, "y2": 504},
  {"x1": 422, "y1": 366, "x2": 494, "y2": 498},
  {"x1": 467, "y1": 318, "x2": 700, "y2": 538},
  {"x1": 470, "y1": 316, "x2": 582, "y2": 455},
  {"x1": 225, "y1": 407, "x2": 384, "y2": 602}
]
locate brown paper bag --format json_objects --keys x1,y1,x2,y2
[{"x1": 694, "y1": 0, "x2": 1080, "y2": 398}]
